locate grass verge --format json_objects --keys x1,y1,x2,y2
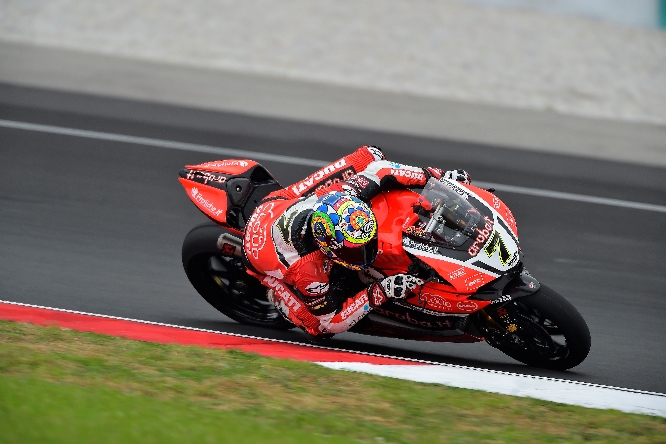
[{"x1": 0, "y1": 320, "x2": 664, "y2": 443}]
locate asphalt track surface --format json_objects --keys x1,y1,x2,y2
[{"x1": 1, "y1": 83, "x2": 665, "y2": 393}]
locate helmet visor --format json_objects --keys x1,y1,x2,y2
[{"x1": 334, "y1": 236, "x2": 378, "y2": 267}]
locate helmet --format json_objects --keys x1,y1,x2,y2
[{"x1": 310, "y1": 192, "x2": 378, "y2": 270}]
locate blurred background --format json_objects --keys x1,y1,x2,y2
[{"x1": 1, "y1": 0, "x2": 665, "y2": 126}]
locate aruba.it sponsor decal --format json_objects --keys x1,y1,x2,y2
[{"x1": 467, "y1": 216, "x2": 494, "y2": 257}]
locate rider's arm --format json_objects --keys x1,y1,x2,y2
[
  {"x1": 317, "y1": 147, "x2": 469, "y2": 202},
  {"x1": 281, "y1": 252, "x2": 373, "y2": 335}
]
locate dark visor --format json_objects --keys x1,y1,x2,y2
[{"x1": 334, "y1": 237, "x2": 378, "y2": 267}]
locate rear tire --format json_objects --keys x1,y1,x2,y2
[
  {"x1": 182, "y1": 223, "x2": 293, "y2": 330},
  {"x1": 485, "y1": 285, "x2": 591, "y2": 371}
]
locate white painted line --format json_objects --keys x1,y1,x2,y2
[
  {"x1": 475, "y1": 181, "x2": 666, "y2": 213},
  {"x1": 2, "y1": 118, "x2": 665, "y2": 213},
  {"x1": 0, "y1": 119, "x2": 326, "y2": 168},
  {"x1": 318, "y1": 362, "x2": 666, "y2": 417}
]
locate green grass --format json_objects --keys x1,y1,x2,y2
[{"x1": 0, "y1": 321, "x2": 664, "y2": 443}]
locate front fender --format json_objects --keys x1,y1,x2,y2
[{"x1": 489, "y1": 271, "x2": 541, "y2": 305}]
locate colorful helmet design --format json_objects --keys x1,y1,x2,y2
[{"x1": 310, "y1": 192, "x2": 378, "y2": 270}]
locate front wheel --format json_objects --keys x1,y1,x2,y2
[
  {"x1": 482, "y1": 285, "x2": 591, "y2": 371},
  {"x1": 182, "y1": 223, "x2": 293, "y2": 330}
]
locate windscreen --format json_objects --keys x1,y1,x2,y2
[{"x1": 407, "y1": 178, "x2": 483, "y2": 247}]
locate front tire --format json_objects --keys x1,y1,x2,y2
[
  {"x1": 182, "y1": 223, "x2": 293, "y2": 330},
  {"x1": 484, "y1": 285, "x2": 591, "y2": 371}
]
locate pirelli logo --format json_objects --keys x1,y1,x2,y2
[{"x1": 484, "y1": 230, "x2": 512, "y2": 265}]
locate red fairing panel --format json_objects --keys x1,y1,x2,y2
[
  {"x1": 185, "y1": 159, "x2": 258, "y2": 175},
  {"x1": 463, "y1": 184, "x2": 518, "y2": 238},
  {"x1": 370, "y1": 190, "x2": 418, "y2": 274},
  {"x1": 404, "y1": 281, "x2": 492, "y2": 314},
  {"x1": 414, "y1": 253, "x2": 498, "y2": 294},
  {"x1": 178, "y1": 178, "x2": 228, "y2": 224}
]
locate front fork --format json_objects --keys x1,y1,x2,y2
[{"x1": 470, "y1": 269, "x2": 540, "y2": 339}]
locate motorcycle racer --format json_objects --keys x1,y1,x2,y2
[{"x1": 242, "y1": 145, "x2": 472, "y2": 338}]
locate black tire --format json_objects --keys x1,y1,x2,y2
[
  {"x1": 182, "y1": 223, "x2": 293, "y2": 330},
  {"x1": 486, "y1": 285, "x2": 591, "y2": 371}
]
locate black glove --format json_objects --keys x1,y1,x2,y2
[{"x1": 369, "y1": 274, "x2": 424, "y2": 307}]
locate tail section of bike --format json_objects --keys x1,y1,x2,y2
[{"x1": 178, "y1": 159, "x2": 282, "y2": 232}]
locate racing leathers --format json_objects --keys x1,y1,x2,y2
[{"x1": 242, "y1": 145, "x2": 469, "y2": 337}]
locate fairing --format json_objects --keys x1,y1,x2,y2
[
  {"x1": 398, "y1": 179, "x2": 521, "y2": 295},
  {"x1": 179, "y1": 159, "x2": 281, "y2": 230}
]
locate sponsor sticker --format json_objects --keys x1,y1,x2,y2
[
  {"x1": 366, "y1": 146, "x2": 385, "y2": 160},
  {"x1": 262, "y1": 275, "x2": 302, "y2": 315},
  {"x1": 371, "y1": 285, "x2": 387, "y2": 306},
  {"x1": 219, "y1": 243, "x2": 236, "y2": 257},
  {"x1": 244, "y1": 202, "x2": 275, "y2": 260},
  {"x1": 491, "y1": 294, "x2": 512, "y2": 305},
  {"x1": 290, "y1": 159, "x2": 351, "y2": 195},
  {"x1": 200, "y1": 160, "x2": 249, "y2": 168},
  {"x1": 390, "y1": 169, "x2": 425, "y2": 181},
  {"x1": 467, "y1": 216, "x2": 494, "y2": 257},
  {"x1": 464, "y1": 273, "x2": 485, "y2": 289},
  {"x1": 419, "y1": 292, "x2": 453, "y2": 311},
  {"x1": 339, "y1": 293, "x2": 369, "y2": 320},
  {"x1": 442, "y1": 180, "x2": 470, "y2": 199},
  {"x1": 305, "y1": 282, "x2": 330, "y2": 295},
  {"x1": 190, "y1": 187, "x2": 225, "y2": 217},
  {"x1": 456, "y1": 301, "x2": 479, "y2": 312},
  {"x1": 403, "y1": 237, "x2": 439, "y2": 255},
  {"x1": 346, "y1": 175, "x2": 370, "y2": 190},
  {"x1": 448, "y1": 267, "x2": 466, "y2": 280},
  {"x1": 185, "y1": 170, "x2": 227, "y2": 185}
]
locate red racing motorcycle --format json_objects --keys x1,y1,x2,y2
[{"x1": 179, "y1": 159, "x2": 591, "y2": 370}]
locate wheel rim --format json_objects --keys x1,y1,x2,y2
[
  {"x1": 488, "y1": 301, "x2": 570, "y2": 362},
  {"x1": 205, "y1": 255, "x2": 283, "y2": 323}
]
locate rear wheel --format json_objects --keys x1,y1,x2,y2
[
  {"x1": 182, "y1": 224, "x2": 293, "y2": 329},
  {"x1": 483, "y1": 285, "x2": 591, "y2": 370}
]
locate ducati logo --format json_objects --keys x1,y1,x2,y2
[{"x1": 484, "y1": 230, "x2": 512, "y2": 265}]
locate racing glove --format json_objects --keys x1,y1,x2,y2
[
  {"x1": 369, "y1": 274, "x2": 424, "y2": 307},
  {"x1": 444, "y1": 169, "x2": 472, "y2": 185}
]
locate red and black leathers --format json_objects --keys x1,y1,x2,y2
[{"x1": 242, "y1": 146, "x2": 450, "y2": 336}]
